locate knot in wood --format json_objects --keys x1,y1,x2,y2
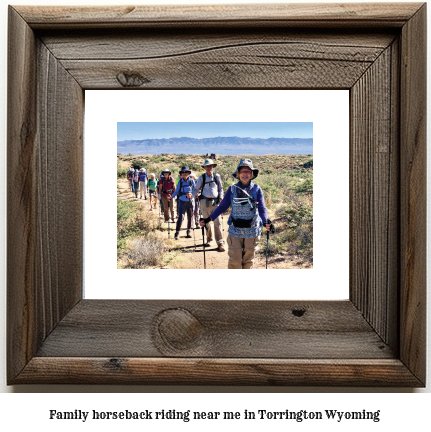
[
  {"x1": 292, "y1": 308, "x2": 306, "y2": 317},
  {"x1": 155, "y1": 308, "x2": 203, "y2": 351},
  {"x1": 116, "y1": 71, "x2": 150, "y2": 87}
]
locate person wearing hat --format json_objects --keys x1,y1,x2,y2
[
  {"x1": 157, "y1": 173, "x2": 165, "y2": 214},
  {"x1": 200, "y1": 159, "x2": 274, "y2": 269},
  {"x1": 192, "y1": 159, "x2": 225, "y2": 251},
  {"x1": 159, "y1": 168, "x2": 176, "y2": 222},
  {"x1": 127, "y1": 168, "x2": 135, "y2": 192},
  {"x1": 147, "y1": 173, "x2": 158, "y2": 210},
  {"x1": 138, "y1": 168, "x2": 148, "y2": 199},
  {"x1": 126, "y1": 167, "x2": 134, "y2": 191},
  {"x1": 169, "y1": 166, "x2": 196, "y2": 240},
  {"x1": 131, "y1": 168, "x2": 140, "y2": 198}
]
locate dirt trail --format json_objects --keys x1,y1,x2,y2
[
  {"x1": 118, "y1": 179, "x2": 230, "y2": 269},
  {"x1": 117, "y1": 179, "x2": 306, "y2": 269}
]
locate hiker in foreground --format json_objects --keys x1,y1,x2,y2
[
  {"x1": 168, "y1": 166, "x2": 196, "y2": 240},
  {"x1": 192, "y1": 159, "x2": 225, "y2": 251},
  {"x1": 147, "y1": 173, "x2": 158, "y2": 210},
  {"x1": 200, "y1": 159, "x2": 274, "y2": 269},
  {"x1": 159, "y1": 168, "x2": 176, "y2": 222}
]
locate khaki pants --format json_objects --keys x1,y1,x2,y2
[
  {"x1": 139, "y1": 181, "x2": 147, "y2": 198},
  {"x1": 200, "y1": 198, "x2": 224, "y2": 245},
  {"x1": 162, "y1": 196, "x2": 174, "y2": 221},
  {"x1": 227, "y1": 234, "x2": 260, "y2": 269}
]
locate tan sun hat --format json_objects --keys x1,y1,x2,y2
[{"x1": 201, "y1": 158, "x2": 217, "y2": 168}]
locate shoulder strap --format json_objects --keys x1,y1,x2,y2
[{"x1": 203, "y1": 172, "x2": 218, "y2": 190}]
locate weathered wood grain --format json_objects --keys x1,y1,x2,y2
[
  {"x1": 36, "y1": 300, "x2": 394, "y2": 359},
  {"x1": 7, "y1": 6, "x2": 83, "y2": 383},
  {"x1": 40, "y1": 31, "x2": 395, "y2": 60},
  {"x1": 16, "y1": 3, "x2": 423, "y2": 29},
  {"x1": 40, "y1": 30, "x2": 395, "y2": 89},
  {"x1": 16, "y1": 358, "x2": 423, "y2": 386},
  {"x1": 35, "y1": 40, "x2": 83, "y2": 336},
  {"x1": 350, "y1": 45, "x2": 398, "y2": 347},
  {"x1": 399, "y1": 3, "x2": 427, "y2": 385},
  {"x1": 58, "y1": 44, "x2": 387, "y2": 89},
  {"x1": 7, "y1": 6, "x2": 38, "y2": 382}
]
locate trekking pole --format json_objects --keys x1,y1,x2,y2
[
  {"x1": 265, "y1": 221, "x2": 276, "y2": 269},
  {"x1": 191, "y1": 198, "x2": 197, "y2": 250},
  {"x1": 266, "y1": 230, "x2": 270, "y2": 269},
  {"x1": 202, "y1": 225, "x2": 206, "y2": 269}
]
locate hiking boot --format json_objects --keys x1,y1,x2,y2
[
  {"x1": 174, "y1": 233, "x2": 179, "y2": 240},
  {"x1": 218, "y1": 243, "x2": 225, "y2": 252},
  {"x1": 186, "y1": 231, "x2": 192, "y2": 238},
  {"x1": 204, "y1": 241, "x2": 211, "y2": 247},
  {"x1": 164, "y1": 219, "x2": 169, "y2": 223}
]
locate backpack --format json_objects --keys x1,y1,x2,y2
[
  {"x1": 162, "y1": 178, "x2": 174, "y2": 194},
  {"x1": 179, "y1": 178, "x2": 193, "y2": 198},
  {"x1": 199, "y1": 172, "x2": 221, "y2": 201}
]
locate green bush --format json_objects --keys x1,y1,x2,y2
[
  {"x1": 117, "y1": 163, "x2": 128, "y2": 178},
  {"x1": 296, "y1": 177, "x2": 313, "y2": 194},
  {"x1": 260, "y1": 194, "x2": 313, "y2": 259},
  {"x1": 117, "y1": 198, "x2": 162, "y2": 251}
]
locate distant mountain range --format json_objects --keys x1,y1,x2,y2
[{"x1": 117, "y1": 136, "x2": 313, "y2": 156}]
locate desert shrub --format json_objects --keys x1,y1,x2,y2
[
  {"x1": 303, "y1": 158, "x2": 313, "y2": 169},
  {"x1": 188, "y1": 162, "x2": 201, "y2": 171},
  {"x1": 117, "y1": 162, "x2": 128, "y2": 178},
  {"x1": 124, "y1": 236, "x2": 166, "y2": 268},
  {"x1": 117, "y1": 198, "x2": 162, "y2": 251},
  {"x1": 296, "y1": 177, "x2": 313, "y2": 194},
  {"x1": 260, "y1": 193, "x2": 313, "y2": 259},
  {"x1": 131, "y1": 159, "x2": 147, "y2": 170}
]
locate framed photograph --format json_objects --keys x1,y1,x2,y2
[
  {"x1": 85, "y1": 90, "x2": 349, "y2": 300},
  {"x1": 7, "y1": 3, "x2": 426, "y2": 386}
]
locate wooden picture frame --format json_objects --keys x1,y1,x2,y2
[{"x1": 7, "y1": 3, "x2": 426, "y2": 386}]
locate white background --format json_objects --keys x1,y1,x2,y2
[
  {"x1": 0, "y1": 0, "x2": 430, "y2": 427},
  {"x1": 85, "y1": 90, "x2": 349, "y2": 300}
]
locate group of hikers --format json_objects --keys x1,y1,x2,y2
[{"x1": 126, "y1": 158, "x2": 275, "y2": 269}]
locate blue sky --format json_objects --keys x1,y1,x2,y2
[{"x1": 117, "y1": 122, "x2": 312, "y2": 141}]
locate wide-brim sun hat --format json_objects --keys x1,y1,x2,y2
[
  {"x1": 201, "y1": 158, "x2": 217, "y2": 168},
  {"x1": 161, "y1": 168, "x2": 171, "y2": 175},
  {"x1": 179, "y1": 166, "x2": 191, "y2": 174},
  {"x1": 232, "y1": 158, "x2": 259, "y2": 179}
]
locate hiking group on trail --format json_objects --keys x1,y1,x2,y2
[{"x1": 125, "y1": 158, "x2": 275, "y2": 269}]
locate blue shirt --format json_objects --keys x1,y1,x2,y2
[{"x1": 171, "y1": 177, "x2": 196, "y2": 202}]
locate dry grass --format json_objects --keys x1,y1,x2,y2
[{"x1": 123, "y1": 235, "x2": 165, "y2": 269}]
